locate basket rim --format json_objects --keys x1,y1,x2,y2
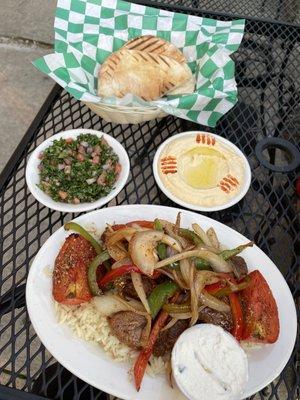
[{"x1": 84, "y1": 100, "x2": 162, "y2": 112}]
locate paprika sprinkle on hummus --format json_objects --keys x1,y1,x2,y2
[{"x1": 154, "y1": 132, "x2": 251, "y2": 210}]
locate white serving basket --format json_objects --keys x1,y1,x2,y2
[{"x1": 84, "y1": 101, "x2": 167, "y2": 124}]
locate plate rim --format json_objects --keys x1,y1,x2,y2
[
  {"x1": 26, "y1": 204, "x2": 297, "y2": 400},
  {"x1": 25, "y1": 128, "x2": 130, "y2": 213},
  {"x1": 152, "y1": 131, "x2": 252, "y2": 212}
]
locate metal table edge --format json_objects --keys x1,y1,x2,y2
[
  {"x1": 0, "y1": 385, "x2": 47, "y2": 400},
  {"x1": 132, "y1": 0, "x2": 300, "y2": 32}
]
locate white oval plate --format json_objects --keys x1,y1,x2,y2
[
  {"x1": 153, "y1": 131, "x2": 251, "y2": 212},
  {"x1": 26, "y1": 129, "x2": 130, "y2": 213},
  {"x1": 26, "y1": 205, "x2": 297, "y2": 400}
]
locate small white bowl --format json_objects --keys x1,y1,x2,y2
[
  {"x1": 26, "y1": 129, "x2": 130, "y2": 213},
  {"x1": 153, "y1": 131, "x2": 251, "y2": 212}
]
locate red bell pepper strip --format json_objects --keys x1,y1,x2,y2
[
  {"x1": 134, "y1": 309, "x2": 169, "y2": 391},
  {"x1": 205, "y1": 276, "x2": 244, "y2": 340},
  {"x1": 98, "y1": 264, "x2": 161, "y2": 287},
  {"x1": 112, "y1": 221, "x2": 154, "y2": 230},
  {"x1": 134, "y1": 292, "x2": 179, "y2": 391},
  {"x1": 205, "y1": 276, "x2": 251, "y2": 298},
  {"x1": 98, "y1": 264, "x2": 141, "y2": 287},
  {"x1": 152, "y1": 270, "x2": 162, "y2": 279},
  {"x1": 229, "y1": 291, "x2": 244, "y2": 341},
  {"x1": 205, "y1": 281, "x2": 227, "y2": 295},
  {"x1": 225, "y1": 274, "x2": 244, "y2": 341}
]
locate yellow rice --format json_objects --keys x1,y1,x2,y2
[{"x1": 54, "y1": 300, "x2": 165, "y2": 376}]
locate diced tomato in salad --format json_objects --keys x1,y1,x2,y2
[{"x1": 115, "y1": 162, "x2": 122, "y2": 175}]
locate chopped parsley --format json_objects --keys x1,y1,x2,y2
[{"x1": 38, "y1": 134, "x2": 120, "y2": 204}]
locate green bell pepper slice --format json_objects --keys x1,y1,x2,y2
[
  {"x1": 148, "y1": 281, "x2": 178, "y2": 318},
  {"x1": 64, "y1": 222, "x2": 102, "y2": 254},
  {"x1": 179, "y1": 228, "x2": 203, "y2": 245},
  {"x1": 88, "y1": 251, "x2": 110, "y2": 296}
]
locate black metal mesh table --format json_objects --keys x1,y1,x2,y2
[{"x1": 0, "y1": 0, "x2": 299, "y2": 399}]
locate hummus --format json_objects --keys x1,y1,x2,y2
[{"x1": 158, "y1": 133, "x2": 245, "y2": 207}]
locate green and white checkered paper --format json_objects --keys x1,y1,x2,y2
[{"x1": 33, "y1": 0, "x2": 245, "y2": 126}]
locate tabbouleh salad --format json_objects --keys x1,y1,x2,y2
[{"x1": 38, "y1": 134, "x2": 121, "y2": 204}]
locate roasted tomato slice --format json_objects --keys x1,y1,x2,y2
[
  {"x1": 52, "y1": 233, "x2": 96, "y2": 305},
  {"x1": 239, "y1": 270, "x2": 279, "y2": 343}
]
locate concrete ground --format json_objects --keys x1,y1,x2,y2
[{"x1": 0, "y1": 0, "x2": 56, "y2": 172}]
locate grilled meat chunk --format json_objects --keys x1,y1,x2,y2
[
  {"x1": 198, "y1": 307, "x2": 233, "y2": 332},
  {"x1": 121, "y1": 275, "x2": 156, "y2": 300},
  {"x1": 230, "y1": 255, "x2": 248, "y2": 280},
  {"x1": 153, "y1": 320, "x2": 189, "y2": 357},
  {"x1": 108, "y1": 311, "x2": 147, "y2": 350}
]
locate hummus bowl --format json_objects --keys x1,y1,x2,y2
[{"x1": 153, "y1": 131, "x2": 251, "y2": 212}]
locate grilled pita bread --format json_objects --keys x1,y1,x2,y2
[
  {"x1": 123, "y1": 35, "x2": 186, "y2": 64},
  {"x1": 98, "y1": 49, "x2": 193, "y2": 101},
  {"x1": 167, "y1": 76, "x2": 195, "y2": 95}
]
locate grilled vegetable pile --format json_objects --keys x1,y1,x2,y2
[{"x1": 52, "y1": 215, "x2": 279, "y2": 390}]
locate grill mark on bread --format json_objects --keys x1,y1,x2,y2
[
  {"x1": 125, "y1": 36, "x2": 141, "y2": 47},
  {"x1": 124, "y1": 36, "x2": 185, "y2": 63},
  {"x1": 139, "y1": 52, "x2": 149, "y2": 63},
  {"x1": 110, "y1": 57, "x2": 119, "y2": 66},
  {"x1": 131, "y1": 53, "x2": 140, "y2": 62},
  {"x1": 164, "y1": 81, "x2": 176, "y2": 92},
  {"x1": 139, "y1": 38, "x2": 161, "y2": 51},
  {"x1": 127, "y1": 36, "x2": 160, "y2": 51},
  {"x1": 106, "y1": 63, "x2": 114, "y2": 71},
  {"x1": 126, "y1": 37, "x2": 148, "y2": 49},
  {"x1": 98, "y1": 45, "x2": 192, "y2": 101},
  {"x1": 159, "y1": 55, "x2": 171, "y2": 67},
  {"x1": 127, "y1": 41, "x2": 144, "y2": 50},
  {"x1": 148, "y1": 42, "x2": 165, "y2": 54},
  {"x1": 147, "y1": 43, "x2": 165, "y2": 53},
  {"x1": 148, "y1": 53, "x2": 160, "y2": 64},
  {"x1": 122, "y1": 35, "x2": 186, "y2": 67}
]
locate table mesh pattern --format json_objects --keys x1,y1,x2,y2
[
  {"x1": 155, "y1": 0, "x2": 300, "y2": 23},
  {"x1": 0, "y1": 2, "x2": 299, "y2": 400}
]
